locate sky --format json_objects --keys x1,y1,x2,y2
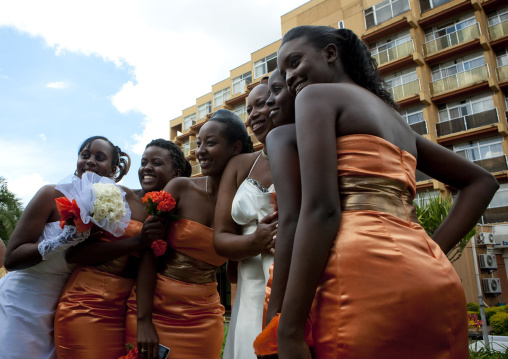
[{"x1": 0, "y1": 0, "x2": 309, "y2": 207}]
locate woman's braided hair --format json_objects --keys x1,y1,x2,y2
[
  {"x1": 281, "y1": 26, "x2": 397, "y2": 109},
  {"x1": 145, "y1": 139, "x2": 192, "y2": 177},
  {"x1": 78, "y1": 136, "x2": 131, "y2": 182}
]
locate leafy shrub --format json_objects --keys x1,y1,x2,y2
[
  {"x1": 485, "y1": 307, "x2": 505, "y2": 325},
  {"x1": 490, "y1": 312, "x2": 508, "y2": 335},
  {"x1": 468, "y1": 303, "x2": 480, "y2": 312}
]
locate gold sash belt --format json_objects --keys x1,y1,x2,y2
[
  {"x1": 94, "y1": 255, "x2": 138, "y2": 278},
  {"x1": 339, "y1": 176, "x2": 417, "y2": 223},
  {"x1": 159, "y1": 250, "x2": 218, "y2": 284}
]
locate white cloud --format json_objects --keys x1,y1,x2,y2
[
  {"x1": 0, "y1": 137, "x2": 76, "y2": 205},
  {"x1": 46, "y1": 81, "x2": 69, "y2": 89},
  {"x1": 8, "y1": 173, "x2": 48, "y2": 207},
  {"x1": 0, "y1": 0, "x2": 308, "y2": 155},
  {"x1": 39, "y1": 134, "x2": 47, "y2": 141}
]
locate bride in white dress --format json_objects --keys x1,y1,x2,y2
[
  {"x1": 214, "y1": 82, "x2": 278, "y2": 359},
  {"x1": 0, "y1": 136, "x2": 130, "y2": 359}
]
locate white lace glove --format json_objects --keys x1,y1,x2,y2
[{"x1": 38, "y1": 225, "x2": 90, "y2": 260}]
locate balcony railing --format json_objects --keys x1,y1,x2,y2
[
  {"x1": 496, "y1": 65, "x2": 508, "y2": 83},
  {"x1": 423, "y1": 23, "x2": 480, "y2": 56},
  {"x1": 409, "y1": 120, "x2": 428, "y2": 135},
  {"x1": 482, "y1": 206, "x2": 508, "y2": 224},
  {"x1": 473, "y1": 155, "x2": 508, "y2": 173},
  {"x1": 191, "y1": 164, "x2": 201, "y2": 176},
  {"x1": 415, "y1": 169, "x2": 432, "y2": 182},
  {"x1": 429, "y1": 64, "x2": 489, "y2": 95},
  {"x1": 488, "y1": 20, "x2": 508, "y2": 41},
  {"x1": 372, "y1": 40, "x2": 414, "y2": 66},
  {"x1": 388, "y1": 79, "x2": 420, "y2": 102},
  {"x1": 435, "y1": 108, "x2": 499, "y2": 136},
  {"x1": 190, "y1": 139, "x2": 198, "y2": 152},
  {"x1": 236, "y1": 112, "x2": 247, "y2": 123}
]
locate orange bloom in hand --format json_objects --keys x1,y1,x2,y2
[
  {"x1": 151, "y1": 239, "x2": 167, "y2": 257},
  {"x1": 118, "y1": 347, "x2": 138, "y2": 359},
  {"x1": 142, "y1": 191, "x2": 177, "y2": 257},
  {"x1": 55, "y1": 197, "x2": 93, "y2": 233}
]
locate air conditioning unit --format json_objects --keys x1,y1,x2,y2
[
  {"x1": 483, "y1": 278, "x2": 502, "y2": 295},
  {"x1": 478, "y1": 254, "x2": 498, "y2": 271},
  {"x1": 477, "y1": 232, "x2": 495, "y2": 245}
]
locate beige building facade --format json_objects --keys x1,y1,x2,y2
[{"x1": 169, "y1": 0, "x2": 508, "y2": 308}]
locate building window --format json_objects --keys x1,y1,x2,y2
[
  {"x1": 183, "y1": 113, "x2": 196, "y2": 131},
  {"x1": 338, "y1": 20, "x2": 344, "y2": 29},
  {"x1": 431, "y1": 53, "x2": 485, "y2": 81},
  {"x1": 364, "y1": 0, "x2": 410, "y2": 29},
  {"x1": 197, "y1": 101, "x2": 211, "y2": 120},
  {"x1": 437, "y1": 94, "x2": 495, "y2": 123},
  {"x1": 420, "y1": 0, "x2": 452, "y2": 13},
  {"x1": 369, "y1": 30, "x2": 413, "y2": 65},
  {"x1": 423, "y1": 15, "x2": 477, "y2": 55},
  {"x1": 488, "y1": 183, "x2": 508, "y2": 209},
  {"x1": 488, "y1": 6, "x2": 508, "y2": 27},
  {"x1": 400, "y1": 105, "x2": 425, "y2": 125},
  {"x1": 213, "y1": 88, "x2": 231, "y2": 108},
  {"x1": 233, "y1": 103, "x2": 247, "y2": 122},
  {"x1": 232, "y1": 72, "x2": 252, "y2": 95},
  {"x1": 383, "y1": 68, "x2": 419, "y2": 100},
  {"x1": 254, "y1": 53, "x2": 277, "y2": 78},
  {"x1": 182, "y1": 140, "x2": 190, "y2": 157},
  {"x1": 453, "y1": 136, "x2": 503, "y2": 162},
  {"x1": 414, "y1": 190, "x2": 439, "y2": 206}
]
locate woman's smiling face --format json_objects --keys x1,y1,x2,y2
[
  {"x1": 267, "y1": 70, "x2": 295, "y2": 127},
  {"x1": 246, "y1": 84, "x2": 274, "y2": 145},
  {"x1": 76, "y1": 139, "x2": 116, "y2": 179}
]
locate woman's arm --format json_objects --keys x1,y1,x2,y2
[
  {"x1": 277, "y1": 88, "x2": 341, "y2": 359},
  {"x1": 264, "y1": 125, "x2": 301, "y2": 326},
  {"x1": 136, "y1": 249, "x2": 159, "y2": 359},
  {"x1": 214, "y1": 155, "x2": 277, "y2": 260},
  {"x1": 4, "y1": 185, "x2": 58, "y2": 270},
  {"x1": 416, "y1": 136, "x2": 499, "y2": 253},
  {"x1": 65, "y1": 216, "x2": 165, "y2": 264}
]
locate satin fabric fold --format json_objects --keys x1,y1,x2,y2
[
  {"x1": 257, "y1": 134, "x2": 468, "y2": 358},
  {"x1": 125, "y1": 219, "x2": 226, "y2": 359},
  {"x1": 54, "y1": 220, "x2": 143, "y2": 359}
]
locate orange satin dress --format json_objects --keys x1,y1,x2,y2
[
  {"x1": 258, "y1": 134, "x2": 468, "y2": 358},
  {"x1": 125, "y1": 219, "x2": 227, "y2": 359},
  {"x1": 54, "y1": 220, "x2": 143, "y2": 359}
]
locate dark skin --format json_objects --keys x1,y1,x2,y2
[
  {"x1": 214, "y1": 84, "x2": 277, "y2": 262},
  {"x1": 3, "y1": 139, "x2": 150, "y2": 271},
  {"x1": 135, "y1": 146, "x2": 181, "y2": 198},
  {"x1": 272, "y1": 37, "x2": 499, "y2": 359},
  {"x1": 64, "y1": 141, "x2": 170, "y2": 265},
  {"x1": 136, "y1": 120, "x2": 243, "y2": 359},
  {"x1": 263, "y1": 70, "x2": 299, "y2": 330}
]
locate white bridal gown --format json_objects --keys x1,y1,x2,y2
[
  {"x1": 223, "y1": 154, "x2": 275, "y2": 359},
  {"x1": 0, "y1": 221, "x2": 76, "y2": 359}
]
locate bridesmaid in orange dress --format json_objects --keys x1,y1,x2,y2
[
  {"x1": 126, "y1": 109, "x2": 254, "y2": 359},
  {"x1": 54, "y1": 138, "x2": 189, "y2": 359},
  {"x1": 255, "y1": 26, "x2": 499, "y2": 359}
]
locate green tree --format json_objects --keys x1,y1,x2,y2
[
  {"x1": 414, "y1": 192, "x2": 477, "y2": 263},
  {"x1": 0, "y1": 177, "x2": 24, "y2": 246}
]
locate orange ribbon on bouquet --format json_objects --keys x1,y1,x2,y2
[{"x1": 55, "y1": 197, "x2": 93, "y2": 233}]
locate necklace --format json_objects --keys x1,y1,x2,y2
[
  {"x1": 205, "y1": 177, "x2": 212, "y2": 203},
  {"x1": 261, "y1": 148, "x2": 269, "y2": 160}
]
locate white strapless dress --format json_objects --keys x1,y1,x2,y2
[
  {"x1": 223, "y1": 177, "x2": 275, "y2": 359},
  {"x1": 0, "y1": 221, "x2": 76, "y2": 359}
]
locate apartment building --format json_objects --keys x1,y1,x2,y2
[{"x1": 169, "y1": 0, "x2": 508, "y2": 307}]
